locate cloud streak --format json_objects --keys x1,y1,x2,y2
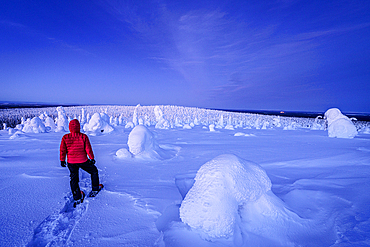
[{"x1": 0, "y1": 19, "x2": 93, "y2": 56}]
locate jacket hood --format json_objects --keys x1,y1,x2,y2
[{"x1": 69, "y1": 119, "x2": 81, "y2": 133}]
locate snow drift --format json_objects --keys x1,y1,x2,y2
[{"x1": 324, "y1": 108, "x2": 357, "y2": 139}]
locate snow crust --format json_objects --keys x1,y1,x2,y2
[
  {"x1": 325, "y1": 108, "x2": 358, "y2": 138},
  {"x1": 180, "y1": 154, "x2": 271, "y2": 239}
]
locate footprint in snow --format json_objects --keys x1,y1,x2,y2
[
  {"x1": 26, "y1": 172, "x2": 100, "y2": 247},
  {"x1": 26, "y1": 195, "x2": 88, "y2": 247}
]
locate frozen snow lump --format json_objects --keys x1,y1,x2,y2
[
  {"x1": 324, "y1": 108, "x2": 357, "y2": 139},
  {"x1": 179, "y1": 154, "x2": 271, "y2": 239}
]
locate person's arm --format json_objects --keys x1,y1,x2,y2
[
  {"x1": 84, "y1": 135, "x2": 95, "y2": 160},
  {"x1": 60, "y1": 136, "x2": 67, "y2": 162},
  {"x1": 60, "y1": 136, "x2": 68, "y2": 167}
]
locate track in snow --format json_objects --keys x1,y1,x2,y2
[
  {"x1": 27, "y1": 196, "x2": 88, "y2": 246},
  {"x1": 27, "y1": 171, "x2": 100, "y2": 246}
]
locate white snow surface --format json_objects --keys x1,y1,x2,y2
[{"x1": 0, "y1": 106, "x2": 369, "y2": 247}]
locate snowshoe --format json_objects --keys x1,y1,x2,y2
[
  {"x1": 88, "y1": 184, "x2": 104, "y2": 198},
  {"x1": 73, "y1": 191, "x2": 85, "y2": 208}
]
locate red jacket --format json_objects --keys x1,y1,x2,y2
[{"x1": 60, "y1": 119, "x2": 94, "y2": 164}]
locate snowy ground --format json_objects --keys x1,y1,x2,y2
[{"x1": 0, "y1": 124, "x2": 370, "y2": 246}]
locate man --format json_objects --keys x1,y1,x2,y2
[{"x1": 60, "y1": 119, "x2": 103, "y2": 206}]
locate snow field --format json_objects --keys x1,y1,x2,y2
[{"x1": 0, "y1": 105, "x2": 369, "y2": 246}]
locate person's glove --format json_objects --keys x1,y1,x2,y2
[
  {"x1": 61, "y1": 161, "x2": 67, "y2": 167},
  {"x1": 90, "y1": 159, "x2": 96, "y2": 165}
]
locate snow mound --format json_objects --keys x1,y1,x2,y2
[
  {"x1": 9, "y1": 130, "x2": 26, "y2": 139},
  {"x1": 324, "y1": 108, "x2": 357, "y2": 139},
  {"x1": 83, "y1": 113, "x2": 114, "y2": 134},
  {"x1": 22, "y1": 117, "x2": 46, "y2": 133},
  {"x1": 124, "y1": 125, "x2": 178, "y2": 160},
  {"x1": 234, "y1": 132, "x2": 256, "y2": 137},
  {"x1": 234, "y1": 132, "x2": 246, "y2": 136},
  {"x1": 179, "y1": 154, "x2": 271, "y2": 239},
  {"x1": 115, "y1": 148, "x2": 133, "y2": 159}
]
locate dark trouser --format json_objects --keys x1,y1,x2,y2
[{"x1": 68, "y1": 160, "x2": 99, "y2": 200}]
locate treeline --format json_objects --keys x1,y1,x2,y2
[{"x1": 0, "y1": 105, "x2": 369, "y2": 132}]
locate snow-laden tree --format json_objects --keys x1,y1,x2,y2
[
  {"x1": 44, "y1": 116, "x2": 56, "y2": 132},
  {"x1": 83, "y1": 112, "x2": 114, "y2": 134},
  {"x1": 154, "y1": 106, "x2": 169, "y2": 129},
  {"x1": 22, "y1": 117, "x2": 46, "y2": 133},
  {"x1": 324, "y1": 108, "x2": 357, "y2": 139},
  {"x1": 55, "y1": 106, "x2": 69, "y2": 132},
  {"x1": 80, "y1": 108, "x2": 86, "y2": 125},
  {"x1": 311, "y1": 116, "x2": 324, "y2": 130},
  {"x1": 180, "y1": 154, "x2": 272, "y2": 239},
  {"x1": 132, "y1": 104, "x2": 140, "y2": 126}
]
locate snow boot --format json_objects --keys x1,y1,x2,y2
[
  {"x1": 88, "y1": 184, "x2": 104, "y2": 197},
  {"x1": 73, "y1": 191, "x2": 85, "y2": 208}
]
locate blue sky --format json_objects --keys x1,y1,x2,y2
[{"x1": 1, "y1": 0, "x2": 369, "y2": 113}]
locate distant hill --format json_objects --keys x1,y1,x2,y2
[
  {"x1": 217, "y1": 109, "x2": 370, "y2": 122},
  {"x1": 0, "y1": 102, "x2": 78, "y2": 109}
]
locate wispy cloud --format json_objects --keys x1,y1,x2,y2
[
  {"x1": 98, "y1": 0, "x2": 170, "y2": 40},
  {"x1": 0, "y1": 20, "x2": 27, "y2": 29},
  {"x1": 97, "y1": 0, "x2": 370, "y2": 109},
  {"x1": 1, "y1": 19, "x2": 93, "y2": 56},
  {"x1": 293, "y1": 23, "x2": 370, "y2": 41}
]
